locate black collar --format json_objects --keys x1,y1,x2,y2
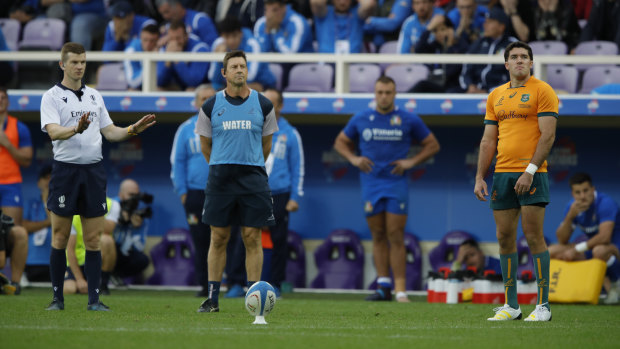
[{"x1": 56, "y1": 82, "x2": 86, "y2": 101}]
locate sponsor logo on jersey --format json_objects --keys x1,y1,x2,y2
[
  {"x1": 495, "y1": 96, "x2": 504, "y2": 106},
  {"x1": 362, "y1": 128, "x2": 403, "y2": 141},
  {"x1": 70, "y1": 110, "x2": 98, "y2": 118},
  {"x1": 61, "y1": 97, "x2": 68, "y2": 103},
  {"x1": 497, "y1": 110, "x2": 527, "y2": 121},
  {"x1": 509, "y1": 91, "x2": 518, "y2": 98},
  {"x1": 58, "y1": 195, "x2": 66, "y2": 208}
]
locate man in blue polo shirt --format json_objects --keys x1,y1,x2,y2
[
  {"x1": 311, "y1": 0, "x2": 365, "y2": 54},
  {"x1": 550, "y1": 172, "x2": 620, "y2": 304},
  {"x1": 359, "y1": 0, "x2": 412, "y2": 49},
  {"x1": 170, "y1": 84, "x2": 215, "y2": 297},
  {"x1": 209, "y1": 17, "x2": 275, "y2": 91},
  {"x1": 397, "y1": 0, "x2": 444, "y2": 53},
  {"x1": 157, "y1": 0, "x2": 218, "y2": 47},
  {"x1": 102, "y1": 1, "x2": 156, "y2": 52},
  {"x1": 157, "y1": 20, "x2": 210, "y2": 91},
  {"x1": 195, "y1": 50, "x2": 278, "y2": 313},
  {"x1": 124, "y1": 24, "x2": 160, "y2": 90},
  {"x1": 334, "y1": 76, "x2": 440, "y2": 302},
  {"x1": 254, "y1": 0, "x2": 314, "y2": 54},
  {"x1": 263, "y1": 88, "x2": 304, "y2": 296}
]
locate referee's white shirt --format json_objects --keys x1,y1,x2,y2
[{"x1": 40, "y1": 83, "x2": 114, "y2": 164}]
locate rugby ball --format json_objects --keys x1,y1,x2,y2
[{"x1": 245, "y1": 281, "x2": 277, "y2": 319}]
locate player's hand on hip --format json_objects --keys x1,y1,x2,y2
[
  {"x1": 133, "y1": 114, "x2": 157, "y2": 134},
  {"x1": 390, "y1": 158, "x2": 414, "y2": 176},
  {"x1": 474, "y1": 178, "x2": 488, "y2": 201},
  {"x1": 77, "y1": 278, "x2": 88, "y2": 294},
  {"x1": 514, "y1": 172, "x2": 534, "y2": 195},
  {"x1": 352, "y1": 156, "x2": 374, "y2": 173}
]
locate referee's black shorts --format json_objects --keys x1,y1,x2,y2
[{"x1": 47, "y1": 160, "x2": 107, "y2": 218}]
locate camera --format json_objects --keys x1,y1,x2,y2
[{"x1": 119, "y1": 192, "x2": 154, "y2": 225}]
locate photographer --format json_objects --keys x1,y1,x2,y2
[
  {"x1": 0, "y1": 210, "x2": 28, "y2": 295},
  {"x1": 111, "y1": 179, "x2": 151, "y2": 284}
]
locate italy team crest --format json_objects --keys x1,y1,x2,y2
[{"x1": 390, "y1": 115, "x2": 402, "y2": 126}]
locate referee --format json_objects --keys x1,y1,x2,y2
[
  {"x1": 195, "y1": 50, "x2": 277, "y2": 313},
  {"x1": 41, "y1": 42, "x2": 156, "y2": 311}
]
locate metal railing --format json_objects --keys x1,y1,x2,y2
[{"x1": 1, "y1": 51, "x2": 619, "y2": 93}]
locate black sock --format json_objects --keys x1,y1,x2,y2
[
  {"x1": 49, "y1": 247, "x2": 66, "y2": 302},
  {"x1": 85, "y1": 250, "x2": 102, "y2": 305},
  {"x1": 101, "y1": 271, "x2": 111, "y2": 288},
  {"x1": 208, "y1": 281, "x2": 221, "y2": 304}
]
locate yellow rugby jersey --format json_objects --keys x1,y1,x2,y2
[{"x1": 484, "y1": 76, "x2": 558, "y2": 173}]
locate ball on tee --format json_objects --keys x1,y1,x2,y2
[{"x1": 245, "y1": 281, "x2": 277, "y2": 318}]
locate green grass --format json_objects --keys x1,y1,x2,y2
[{"x1": 1, "y1": 288, "x2": 619, "y2": 349}]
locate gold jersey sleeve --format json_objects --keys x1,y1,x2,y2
[{"x1": 484, "y1": 77, "x2": 558, "y2": 173}]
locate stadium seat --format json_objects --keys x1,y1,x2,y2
[
  {"x1": 579, "y1": 66, "x2": 620, "y2": 94},
  {"x1": 348, "y1": 64, "x2": 382, "y2": 93},
  {"x1": 286, "y1": 230, "x2": 306, "y2": 288},
  {"x1": 367, "y1": 232, "x2": 423, "y2": 290},
  {"x1": 269, "y1": 63, "x2": 283, "y2": 91},
  {"x1": 0, "y1": 18, "x2": 20, "y2": 51},
  {"x1": 18, "y1": 18, "x2": 66, "y2": 51},
  {"x1": 428, "y1": 230, "x2": 474, "y2": 272},
  {"x1": 378, "y1": 40, "x2": 399, "y2": 70},
  {"x1": 285, "y1": 63, "x2": 334, "y2": 92},
  {"x1": 384, "y1": 64, "x2": 430, "y2": 92},
  {"x1": 146, "y1": 228, "x2": 196, "y2": 286},
  {"x1": 96, "y1": 63, "x2": 128, "y2": 91},
  {"x1": 546, "y1": 65, "x2": 579, "y2": 94},
  {"x1": 574, "y1": 40, "x2": 619, "y2": 71},
  {"x1": 17, "y1": 18, "x2": 66, "y2": 89},
  {"x1": 529, "y1": 40, "x2": 568, "y2": 56},
  {"x1": 310, "y1": 229, "x2": 364, "y2": 289}
]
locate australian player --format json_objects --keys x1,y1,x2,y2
[{"x1": 474, "y1": 41, "x2": 558, "y2": 321}]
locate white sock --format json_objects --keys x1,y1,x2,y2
[
  {"x1": 377, "y1": 277, "x2": 392, "y2": 286},
  {"x1": 396, "y1": 291, "x2": 407, "y2": 299}
]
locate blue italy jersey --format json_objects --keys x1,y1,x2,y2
[
  {"x1": 566, "y1": 191, "x2": 620, "y2": 247},
  {"x1": 266, "y1": 117, "x2": 304, "y2": 201},
  {"x1": 254, "y1": 5, "x2": 314, "y2": 53},
  {"x1": 184, "y1": 9, "x2": 218, "y2": 46},
  {"x1": 197, "y1": 90, "x2": 277, "y2": 166},
  {"x1": 343, "y1": 107, "x2": 431, "y2": 205},
  {"x1": 102, "y1": 15, "x2": 156, "y2": 51},
  {"x1": 208, "y1": 28, "x2": 275, "y2": 90},
  {"x1": 156, "y1": 36, "x2": 210, "y2": 90},
  {"x1": 170, "y1": 114, "x2": 209, "y2": 196},
  {"x1": 447, "y1": 5, "x2": 488, "y2": 40},
  {"x1": 24, "y1": 197, "x2": 52, "y2": 265},
  {"x1": 314, "y1": 5, "x2": 365, "y2": 53},
  {"x1": 397, "y1": 8, "x2": 444, "y2": 54},
  {"x1": 124, "y1": 38, "x2": 144, "y2": 89}
]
